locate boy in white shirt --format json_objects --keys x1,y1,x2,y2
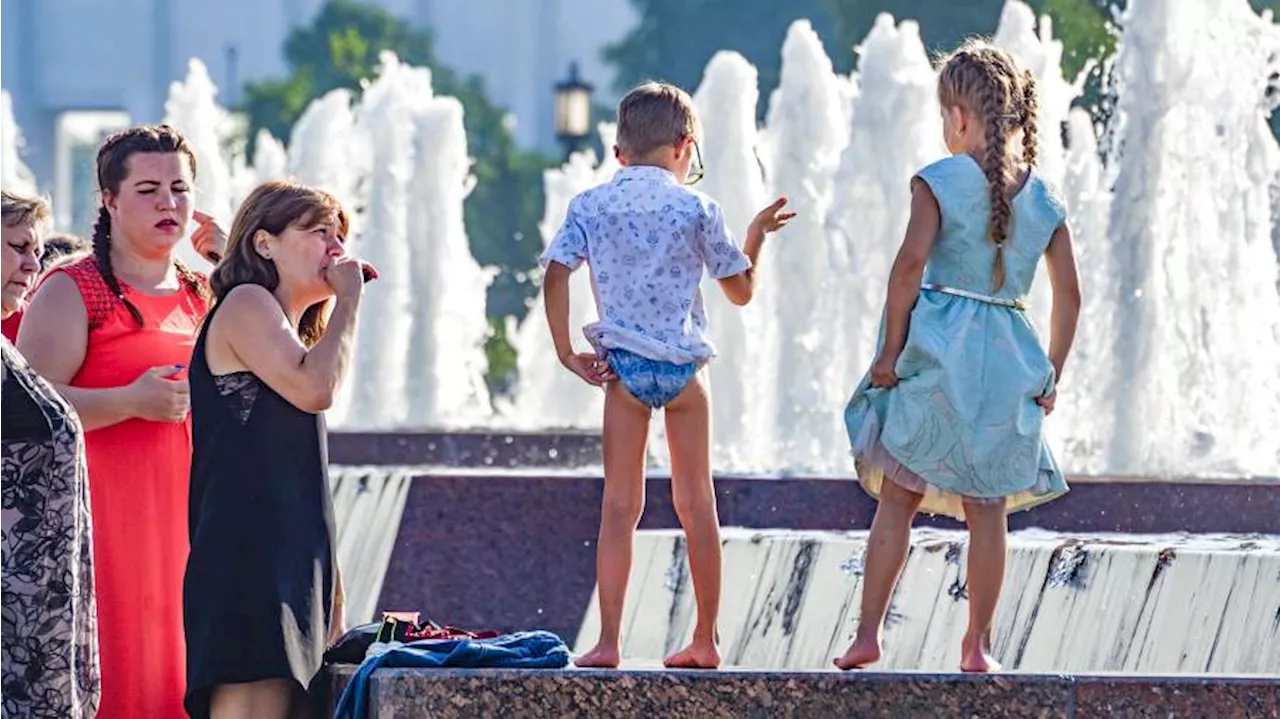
[{"x1": 541, "y1": 81, "x2": 793, "y2": 669}]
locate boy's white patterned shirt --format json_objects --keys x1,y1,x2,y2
[{"x1": 541, "y1": 165, "x2": 751, "y2": 365}]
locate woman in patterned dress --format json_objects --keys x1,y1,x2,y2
[{"x1": 1, "y1": 190, "x2": 100, "y2": 717}]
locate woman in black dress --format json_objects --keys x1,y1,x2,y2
[
  {"x1": 1, "y1": 190, "x2": 100, "y2": 718},
  {"x1": 184, "y1": 181, "x2": 372, "y2": 718}
]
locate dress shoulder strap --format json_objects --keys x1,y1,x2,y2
[{"x1": 45, "y1": 256, "x2": 118, "y2": 331}]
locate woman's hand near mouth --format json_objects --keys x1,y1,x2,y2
[{"x1": 191, "y1": 210, "x2": 228, "y2": 263}]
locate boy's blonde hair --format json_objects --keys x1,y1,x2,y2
[
  {"x1": 1, "y1": 190, "x2": 51, "y2": 231},
  {"x1": 616, "y1": 82, "x2": 698, "y2": 157}
]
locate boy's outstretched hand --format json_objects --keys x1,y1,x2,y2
[
  {"x1": 750, "y1": 197, "x2": 797, "y2": 234},
  {"x1": 561, "y1": 352, "x2": 617, "y2": 387}
]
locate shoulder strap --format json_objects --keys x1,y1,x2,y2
[{"x1": 46, "y1": 256, "x2": 118, "y2": 331}]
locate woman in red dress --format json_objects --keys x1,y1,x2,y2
[{"x1": 19, "y1": 125, "x2": 225, "y2": 718}]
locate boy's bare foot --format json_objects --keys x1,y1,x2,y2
[
  {"x1": 663, "y1": 639, "x2": 721, "y2": 669},
  {"x1": 833, "y1": 637, "x2": 881, "y2": 670},
  {"x1": 959, "y1": 634, "x2": 1002, "y2": 672},
  {"x1": 574, "y1": 644, "x2": 621, "y2": 668}
]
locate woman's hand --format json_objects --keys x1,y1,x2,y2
[
  {"x1": 191, "y1": 211, "x2": 227, "y2": 263},
  {"x1": 323, "y1": 256, "x2": 367, "y2": 300},
  {"x1": 125, "y1": 364, "x2": 191, "y2": 422}
]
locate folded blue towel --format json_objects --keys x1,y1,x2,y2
[{"x1": 333, "y1": 630, "x2": 570, "y2": 717}]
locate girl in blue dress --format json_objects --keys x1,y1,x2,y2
[{"x1": 836, "y1": 41, "x2": 1082, "y2": 673}]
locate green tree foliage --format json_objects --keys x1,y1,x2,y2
[
  {"x1": 603, "y1": 0, "x2": 1114, "y2": 122},
  {"x1": 242, "y1": 0, "x2": 554, "y2": 325},
  {"x1": 821, "y1": 0, "x2": 1112, "y2": 112},
  {"x1": 603, "y1": 0, "x2": 847, "y2": 118},
  {"x1": 824, "y1": 0, "x2": 1004, "y2": 60}
]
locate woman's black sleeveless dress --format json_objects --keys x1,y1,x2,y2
[{"x1": 183, "y1": 299, "x2": 337, "y2": 717}]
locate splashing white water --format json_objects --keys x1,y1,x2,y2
[
  {"x1": 5, "y1": 0, "x2": 1276, "y2": 476},
  {"x1": 1102, "y1": 0, "x2": 1280, "y2": 476},
  {"x1": 284, "y1": 88, "x2": 365, "y2": 425},
  {"x1": 1, "y1": 91, "x2": 38, "y2": 196},
  {"x1": 404, "y1": 95, "x2": 494, "y2": 426},
  {"x1": 504, "y1": 127, "x2": 618, "y2": 430},
  {"x1": 287, "y1": 89, "x2": 363, "y2": 221},
  {"x1": 341, "y1": 55, "x2": 428, "y2": 428},
  {"x1": 761, "y1": 21, "x2": 858, "y2": 466},
  {"x1": 1052, "y1": 107, "x2": 1118, "y2": 474},
  {"x1": 252, "y1": 129, "x2": 289, "y2": 184},
  {"x1": 331, "y1": 54, "x2": 494, "y2": 429},
  {"x1": 512, "y1": 0, "x2": 1280, "y2": 478},
  {"x1": 162, "y1": 59, "x2": 240, "y2": 273},
  {"x1": 158, "y1": 56, "x2": 495, "y2": 430},
  {"x1": 826, "y1": 13, "x2": 946, "y2": 411},
  {"x1": 691, "y1": 51, "x2": 777, "y2": 467}
]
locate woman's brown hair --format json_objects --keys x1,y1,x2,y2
[{"x1": 210, "y1": 181, "x2": 349, "y2": 347}]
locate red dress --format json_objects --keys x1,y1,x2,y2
[
  {"x1": 53, "y1": 257, "x2": 208, "y2": 718},
  {"x1": 1, "y1": 304, "x2": 23, "y2": 342}
]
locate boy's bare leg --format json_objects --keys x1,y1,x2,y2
[
  {"x1": 575, "y1": 380, "x2": 651, "y2": 668},
  {"x1": 662, "y1": 372, "x2": 722, "y2": 669},
  {"x1": 834, "y1": 479, "x2": 923, "y2": 670}
]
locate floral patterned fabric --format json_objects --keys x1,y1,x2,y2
[
  {"x1": 542, "y1": 165, "x2": 751, "y2": 365},
  {"x1": 2, "y1": 338, "x2": 100, "y2": 718}
]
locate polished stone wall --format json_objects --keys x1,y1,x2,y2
[{"x1": 575, "y1": 528, "x2": 1280, "y2": 673}]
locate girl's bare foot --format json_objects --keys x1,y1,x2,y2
[
  {"x1": 833, "y1": 636, "x2": 881, "y2": 670},
  {"x1": 574, "y1": 644, "x2": 621, "y2": 668},
  {"x1": 663, "y1": 639, "x2": 721, "y2": 669},
  {"x1": 959, "y1": 634, "x2": 1002, "y2": 672}
]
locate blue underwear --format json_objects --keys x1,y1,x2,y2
[{"x1": 606, "y1": 349, "x2": 697, "y2": 409}]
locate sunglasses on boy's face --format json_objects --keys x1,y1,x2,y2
[{"x1": 685, "y1": 138, "x2": 705, "y2": 186}]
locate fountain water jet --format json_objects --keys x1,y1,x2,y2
[
  {"x1": 162, "y1": 59, "x2": 244, "y2": 273},
  {"x1": 404, "y1": 96, "x2": 494, "y2": 426},
  {"x1": 691, "y1": 51, "x2": 777, "y2": 468},
  {"x1": 505, "y1": 125, "x2": 621, "y2": 431},
  {"x1": 1, "y1": 91, "x2": 38, "y2": 196},
  {"x1": 761, "y1": 21, "x2": 856, "y2": 466}
]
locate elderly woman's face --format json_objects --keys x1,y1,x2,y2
[{"x1": 0, "y1": 220, "x2": 43, "y2": 318}]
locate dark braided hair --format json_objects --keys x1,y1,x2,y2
[
  {"x1": 92, "y1": 124, "x2": 209, "y2": 326},
  {"x1": 938, "y1": 41, "x2": 1038, "y2": 291}
]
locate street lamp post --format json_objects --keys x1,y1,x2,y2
[{"x1": 553, "y1": 62, "x2": 594, "y2": 160}]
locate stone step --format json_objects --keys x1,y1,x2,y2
[
  {"x1": 333, "y1": 468, "x2": 1280, "y2": 645},
  {"x1": 574, "y1": 528, "x2": 1280, "y2": 674},
  {"x1": 329, "y1": 430, "x2": 603, "y2": 468},
  {"x1": 325, "y1": 666, "x2": 1278, "y2": 718}
]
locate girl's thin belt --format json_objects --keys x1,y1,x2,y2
[{"x1": 921, "y1": 283, "x2": 1027, "y2": 311}]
